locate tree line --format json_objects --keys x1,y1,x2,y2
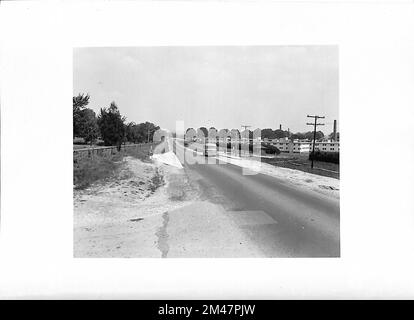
[
  {"x1": 73, "y1": 93, "x2": 160, "y2": 149},
  {"x1": 261, "y1": 128, "x2": 339, "y2": 141}
]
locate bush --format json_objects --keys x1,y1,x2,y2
[
  {"x1": 309, "y1": 151, "x2": 339, "y2": 164},
  {"x1": 261, "y1": 143, "x2": 281, "y2": 155},
  {"x1": 214, "y1": 141, "x2": 280, "y2": 155}
]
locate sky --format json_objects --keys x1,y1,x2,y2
[{"x1": 73, "y1": 46, "x2": 338, "y2": 134}]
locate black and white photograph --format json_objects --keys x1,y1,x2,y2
[
  {"x1": 73, "y1": 46, "x2": 339, "y2": 258},
  {"x1": 1, "y1": 0, "x2": 414, "y2": 301}
]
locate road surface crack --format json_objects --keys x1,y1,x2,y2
[{"x1": 155, "y1": 212, "x2": 169, "y2": 258}]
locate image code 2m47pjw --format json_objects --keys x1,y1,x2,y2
[{"x1": 73, "y1": 46, "x2": 339, "y2": 258}]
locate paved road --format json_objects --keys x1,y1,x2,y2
[{"x1": 173, "y1": 140, "x2": 340, "y2": 257}]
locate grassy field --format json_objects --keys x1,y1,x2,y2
[
  {"x1": 73, "y1": 143, "x2": 140, "y2": 150},
  {"x1": 73, "y1": 143, "x2": 156, "y2": 189},
  {"x1": 73, "y1": 144, "x2": 96, "y2": 150},
  {"x1": 261, "y1": 153, "x2": 340, "y2": 179},
  {"x1": 187, "y1": 142, "x2": 339, "y2": 179}
]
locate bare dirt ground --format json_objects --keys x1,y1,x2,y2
[
  {"x1": 74, "y1": 155, "x2": 265, "y2": 258},
  {"x1": 74, "y1": 156, "x2": 190, "y2": 257},
  {"x1": 74, "y1": 143, "x2": 339, "y2": 258}
]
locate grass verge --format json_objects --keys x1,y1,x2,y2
[
  {"x1": 122, "y1": 143, "x2": 155, "y2": 162},
  {"x1": 73, "y1": 143, "x2": 156, "y2": 189},
  {"x1": 261, "y1": 153, "x2": 340, "y2": 179},
  {"x1": 73, "y1": 153, "x2": 122, "y2": 190}
]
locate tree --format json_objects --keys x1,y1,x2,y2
[
  {"x1": 290, "y1": 131, "x2": 325, "y2": 141},
  {"x1": 274, "y1": 129, "x2": 289, "y2": 139},
  {"x1": 125, "y1": 122, "x2": 135, "y2": 143},
  {"x1": 97, "y1": 101, "x2": 126, "y2": 150},
  {"x1": 261, "y1": 128, "x2": 277, "y2": 139},
  {"x1": 73, "y1": 93, "x2": 90, "y2": 111},
  {"x1": 304, "y1": 130, "x2": 324, "y2": 141},
  {"x1": 261, "y1": 128, "x2": 290, "y2": 139},
  {"x1": 329, "y1": 131, "x2": 340, "y2": 141},
  {"x1": 125, "y1": 122, "x2": 143, "y2": 144},
  {"x1": 291, "y1": 132, "x2": 306, "y2": 140},
  {"x1": 77, "y1": 108, "x2": 99, "y2": 145},
  {"x1": 135, "y1": 121, "x2": 160, "y2": 143},
  {"x1": 73, "y1": 93, "x2": 90, "y2": 137}
]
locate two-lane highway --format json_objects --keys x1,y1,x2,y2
[{"x1": 173, "y1": 140, "x2": 340, "y2": 257}]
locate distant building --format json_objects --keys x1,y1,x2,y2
[
  {"x1": 291, "y1": 141, "x2": 311, "y2": 153},
  {"x1": 270, "y1": 139, "x2": 310, "y2": 153},
  {"x1": 264, "y1": 135, "x2": 340, "y2": 154},
  {"x1": 313, "y1": 140, "x2": 340, "y2": 152}
]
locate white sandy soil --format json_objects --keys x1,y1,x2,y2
[
  {"x1": 215, "y1": 153, "x2": 339, "y2": 200},
  {"x1": 74, "y1": 155, "x2": 264, "y2": 257}
]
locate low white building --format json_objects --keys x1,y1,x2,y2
[
  {"x1": 271, "y1": 138, "x2": 290, "y2": 152},
  {"x1": 313, "y1": 140, "x2": 340, "y2": 152},
  {"x1": 269, "y1": 138, "x2": 311, "y2": 154},
  {"x1": 262, "y1": 136, "x2": 340, "y2": 154},
  {"x1": 291, "y1": 141, "x2": 311, "y2": 153}
]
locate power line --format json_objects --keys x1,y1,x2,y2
[{"x1": 306, "y1": 115, "x2": 325, "y2": 169}]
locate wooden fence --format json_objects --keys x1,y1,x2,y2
[{"x1": 73, "y1": 143, "x2": 154, "y2": 161}]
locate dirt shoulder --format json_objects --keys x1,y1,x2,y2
[
  {"x1": 74, "y1": 154, "x2": 267, "y2": 258},
  {"x1": 74, "y1": 155, "x2": 204, "y2": 257}
]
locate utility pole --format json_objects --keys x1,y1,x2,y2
[
  {"x1": 307, "y1": 115, "x2": 325, "y2": 169},
  {"x1": 147, "y1": 128, "x2": 152, "y2": 143}
]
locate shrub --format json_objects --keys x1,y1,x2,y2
[
  {"x1": 309, "y1": 151, "x2": 339, "y2": 164},
  {"x1": 261, "y1": 143, "x2": 281, "y2": 155}
]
